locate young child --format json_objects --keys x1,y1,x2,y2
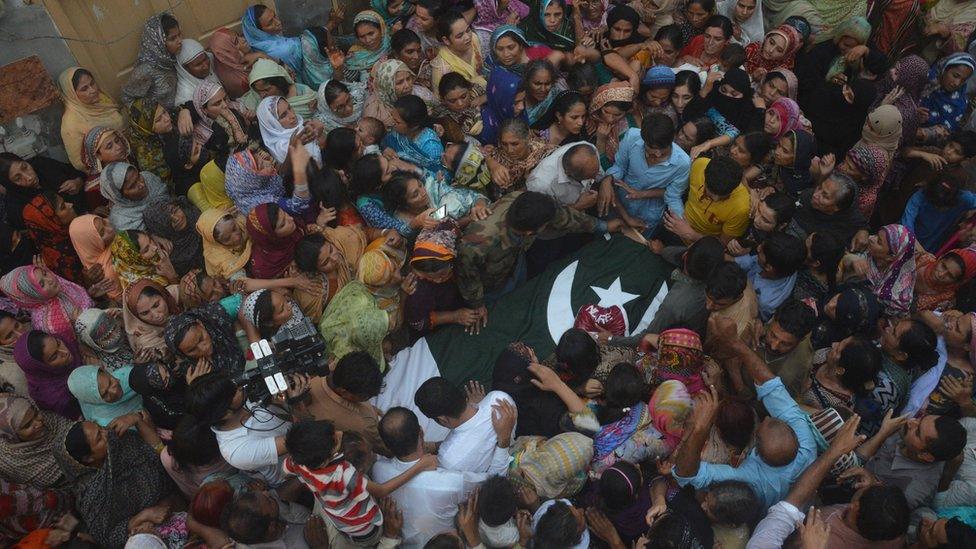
[
  {"x1": 733, "y1": 232, "x2": 806, "y2": 321},
  {"x1": 356, "y1": 116, "x2": 386, "y2": 156},
  {"x1": 283, "y1": 420, "x2": 437, "y2": 545},
  {"x1": 719, "y1": 43, "x2": 747, "y2": 74},
  {"x1": 476, "y1": 476, "x2": 524, "y2": 548}
]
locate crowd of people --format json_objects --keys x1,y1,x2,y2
[{"x1": 4, "y1": 0, "x2": 976, "y2": 547}]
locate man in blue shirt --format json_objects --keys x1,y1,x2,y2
[
  {"x1": 672, "y1": 315, "x2": 818, "y2": 511},
  {"x1": 733, "y1": 233, "x2": 806, "y2": 322},
  {"x1": 599, "y1": 114, "x2": 691, "y2": 236}
]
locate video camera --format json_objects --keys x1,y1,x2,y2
[{"x1": 231, "y1": 318, "x2": 330, "y2": 405}]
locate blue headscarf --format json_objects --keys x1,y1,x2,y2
[
  {"x1": 487, "y1": 25, "x2": 531, "y2": 74},
  {"x1": 67, "y1": 365, "x2": 143, "y2": 428},
  {"x1": 346, "y1": 11, "x2": 392, "y2": 73},
  {"x1": 921, "y1": 52, "x2": 976, "y2": 132},
  {"x1": 478, "y1": 68, "x2": 526, "y2": 145},
  {"x1": 242, "y1": 5, "x2": 304, "y2": 75}
]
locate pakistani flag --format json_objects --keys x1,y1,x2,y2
[{"x1": 374, "y1": 234, "x2": 672, "y2": 440}]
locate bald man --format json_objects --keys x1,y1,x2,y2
[{"x1": 671, "y1": 315, "x2": 818, "y2": 510}]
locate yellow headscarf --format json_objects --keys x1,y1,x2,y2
[
  {"x1": 196, "y1": 207, "x2": 252, "y2": 279},
  {"x1": 58, "y1": 67, "x2": 126, "y2": 171},
  {"x1": 188, "y1": 160, "x2": 233, "y2": 212}
]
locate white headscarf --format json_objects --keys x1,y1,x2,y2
[
  {"x1": 719, "y1": 0, "x2": 766, "y2": 46},
  {"x1": 257, "y1": 95, "x2": 322, "y2": 164},
  {"x1": 315, "y1": 79, "x2": 367, "y2": 132},
  {"x1": 175, "y1": 38, "x2": 219, "y2": 105}
]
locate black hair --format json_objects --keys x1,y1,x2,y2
[
  {"x1": 65, "y1": 421, "x2": 92, "y2": 464},
  {"x1": 254, "y1": 76, "x2": 289, "y2": 95},
  {"x1": 137, "y1": 281, "x2": 166, "y2": 304},
  {"x1": 505, "y1": 191, "x2": 557, "y2": 232},
  {"x1": 534, "y1": 501, "x2": 583, "y2": 547},
  {"x1": 523, "y1": 60, "x2": 557, "y2": 89},
  {"x1": 553, "y1": 91, "x2": 586, "y2": 121},
  {"x1": 393, "y1": 94, "x2": 431, "y2": 130},
  {"x1": 435, "y1": 9, "x2": 467, "y2": 41},
  {"x1": 898, "y1": 319, "x2": 939, "y2": 372},
  {"x1": 951, "y1": 130, "x2": 976, "y2": 158},
  {"x1": 721, "y1": 43, "x2": 746, "y2": 67},
  {"x1": 415, "y1": 377, "x2": 468, "y2": 420},
  {"x1": 924, "y1": 167, "x2": 968, "y2": 208},
  {"x1": 221, "y1": 492, "x2": 276, "y2": 544},
  {"x1": 567, "y1": 62, "x2": 599, "y2": 92},
  {"x1": 169, "y1": 414, "x2": 221, "y2": 469},
  {"x1": 417, "y1": 0, "x2": 446, "y2": 18},
  {"x1": 928, "y1": 416, "x2": 967, "y2": 461},
  {"x1": 838, "y1": 337, "x2": 882, "y2": 395},
  {"x1": 641, "y1": 113, "x2": 676, "y2": 149},
  {"x1": 808, "y1": 231, "x2": 843, "y2": 292},
  {"x1": 294, "y1": 234, "x2": 326, "y2": 273},
  {"x1": 705, "y1": 14, "x2": 734, "y2": 38},
  {"x1": 674, "y1": 69, "x2": 702, "y2": 96},
  {"x1": 26, "y1": 330, "x2": 47, "y2": 362},
  {"x1": 685, "y1": 236, "x2": 726, "y2": 281},
  {"x1": 0, "y1": 310, "x2": 14, "y2": 322},
  {"x1": 424, "y1": 534, "x2": 464, "y2": 549},
  {"x1": 309, "y1": 169, "x2": 348, "y2": 227},
  {"x1": 686, "y1": 0, "x2": 717, "y2": 13},
  {"x1": 760, "y1": 233, "x2": 805, "y2": 277},
  {"x1": 332, "y1": 351, "x2": 384, "y2": 399},
  {"x1": 160, "y1": 13, "x2": 180, "y2": 36},
  {"x1": 856, "y1": 485, "x2": 910, "y2": 541},
  {"x1": 555, "y1": 328, "x2": 600, "y2": 381},
  {"x1": 479, "y1": 476, "x2": 518, "y2": 526},
  {"x1": 655, "y1": 24, "x2": 685, "y2": 50},
  {"x1": 646, "y1": 513, "x2": 698, "y2": 548},
  {"x1": 251, "y1": 289, "x2": 279, "y2": 339},
  {"x1": 0, "y1": 152, "x2": 24, "y2": 186},
  {"x1": 185, "y1": 372, "x2": 237, "y2": 425},
  {"x1": 709, "y1": 480, "x2": 760, "y2": 526},
  {"x1": 379, "y1": 406, "x2": 422, "y2": 459},
  {"x1": 599, "y1": 363, "x2": 647, "y2": 424},
  {"x1": 762, "y1": 191, "x2": 795, "y2": 226},
  {"x1": 392, "y1": 28, "x2": 423, "y2": 53},
  {"x1": 784, "y1": 15, "x2": 811, "y2": 40},
  {"x1": 383, "y1": 169, "x2": 424, "y2": 212},
  {"x1": 285, "y1": 420, "x2": 338, "y2": 468},
  {"x1": 736, "y1": 132, "x2": 771, "y2": 165},
  {"x1": 704, "y1": 156, "x2": 743, "y2": 197},
  {"x1": 685, "y1": 117, "x2": 717, "y2": 146},
  {"x1": 772, "y1": 299, "x2": 816, "y2": 340},
  {"x1": 322, "y1": 80, "x2": 350, "y2": 108},
  {"x1": 71, "y1": 68, "x2": 94, "y2": 91},
  {"x1": 340, "y1": 431, "x2": 372, "y2": 471},
  {"x1": 825, "y1": 172, "x2": 857, "y2": 211},
  {"x1": 706, "y1": 262, "x2": 747, "y2": 301},
  {"x1": 349, "y1": 154, "x2": 383, "y2": 198},
  {"x1": 438, "y1": 72, "x2": 472, "y2": 98},
  {"x1": 599, "y1": 460, "x2": 641, "y2": 512},
  {"x1": 323, "y1": 128, "x2": 357, "y2": 172}
]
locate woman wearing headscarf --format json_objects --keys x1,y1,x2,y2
[
  {"x1": 519, "y1": 0, "x2": 577, "y2": 52},
  {"x1": 585, "y1": 82, "x2": 636, "y2": 166},
  {"x1": 0, "y1": 265, "x2": 92, "y2": 345},
  {"x1": 99, "y1": 161, "x2": 168, "y2": 231},
  {"x1": 121, "y1": 13, "x2": 182, "y2": 108},
  {"x1": 246, "y1": 202, "x2": 305, "y2": 279},
  {"x1": 143, "y1": 196, "x2": 203, "y2": 276},
  {"x1": 919, "y1": 53, "x2": 976, "y2": 136},
  {"x1": 794, "y1": 17, "x2": 880, "y2": 104},
  {"x1": 858, "y1": 224, "x2": 917, "y2": 317},
  {"x1": 522, "y1": 60, "x2": 563, "y2": 129},
  {"x1": 174, "y1": 38, "x2": 220, "y2": 106},
  {"x1": 692, "y1": 68, "x2": 763, "y2": 157},
  {"x1": 23, "y1": 193, "x2": 84, "y2": 282},
  {"x1": 718, "y1": 0, "x2": 765, "y2": 45},
  {"x1": 821, "y1": 17, "x2": 874, "y2": 84},
  {"x1": 345, "y1": 11, "x2": 392, "y2": 82},
  {"x1": 110, "y1": 230, "x2": 177, "y2": 291},
  {"x1": 54, "y1": 419, "x2": 177, "y2": 549},
  {"x1": 241, "y1": 4, "x2": 303, "y2": 75},
  {"x1": 67, "y1": 365, "x2": 143, "y2": 428},
  {"x1": 292, "y1": 225, "x2": 369, "y2": 322},
  {"x1": 810, "y1": 285, "x2": 879, "y2": 349},
  {"x1": 127, "y1": 363, "x2": 187, "y2": 431},
  {"x1": 770, "y1": 128, "x2": 815, "y2": 195},
  {"x1": 491, "y1": 342, "x2": 578, "y2": 437},
  {"x1": 80, "y1": 126, "x2": 134, "y2": 208},
  {"x1": 743, "y1": 24, "x2": 803, "y2": 80},
  {"x1": 841, "y1": 141, "x2": 893, "y2": 220},
  {"x1": 805, "y1": 77, "x2": 877, "y2": 160},
  {"x1": 483, "y1": 118, "x2": 555, "y2": 197},
  {"x1": 319, "y1": 281, "x2": 391, "y2": 371},
  {"x1": 240, "y1": 58, "x2": 320, "y2": 119},
  {"x1": 478, "y1": 67, "x2": 526, "y2": 145},
  {"x1": 764, "y1": 96, "x2": 802, "y2": 141},
  {"x1": 165, "y1": 302, "x2": 246, "y2": 375},
  {"x1": 69, "y1": 214, "x2": 122, "y2": 300},
  {"x1": 431, "y1": 13, "x2": 488, "y2": 99},
  {"x1": 0, "y1": 393, "x2": 73, "y2": 488},
  {"x1": 208, "y1": 28, "x2": 255, "y2": 99},
  {"x1": 256, "y1": 95, "x2": 323, "y2": 164},
  {"x1": 13, "y1": 331, "x2": 83, "y2": 418},
  {"x1": 364, "y1": 59, "x2": 435, "y2": 129},
  {"x1": 0, "y1": 303, "x2": 29, "y2": 395},
  {"x1": 509, "y1": 432, "x2": 593, "y2": 501},
  {"x1": 315, "y1": 79, "x2": 368, "y2": 132},
  {"x1": 915, "y1": 246, "x2": 976, "y2": 312},
  {"x1": 187, "y1": 159, "x2": 234, "y2": 212},
  {"x1": 122, "y1": 278, "x2": 181, "y2": 357},
  {"x1": 867, "y1": 0, "x2": 920, "y2": 58},
  {"x1": 786, "y1": 174, "x2": 869, "y2": 243},
  {"x1": 0, "y1": 152, "x2": 86, "y2": 231},
  {"x1": 475, "y1": 0, "x2": 531, "y2": 35},
  {"x1": 871, "y1": 55, "x2": 929, "y2": 147},
  {"x1": 196, "y1": 206, "x2": 252, "y2": 279},
  {"x1": 58, "y1": 67, "x2": 126, "y2": 172},
  {"x1": 128, "y1": 98, "x2": 172, "y2": 189},
  {"x1": 0, "y1": 480, "x2": 75, "y2": 546},
  {"x1": 74, "y1": 308, "x2": 135, "y2": 373},
  {"x1": 191, "y1": 81, "x2": 251, "y2": 154},
  {"x1": 357, "y1": 239, "x2": 408, "y2": 327},
  {"x1": 922, "y1": 0, "x2": 976, "y2": 57},
  {"x1": 224, "y1": 148, "x2": 309, "y2": 216},
  {"x1": 300, "y1": 27, "x2": 337, "y2": 91}
]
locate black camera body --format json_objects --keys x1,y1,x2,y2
[{"x1": 231, "y1": 318, "x2": 330, "y2": 404}]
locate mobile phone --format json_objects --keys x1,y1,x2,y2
[{"x1": 431, "y1": 204, "x2": 449, "y2": 220}]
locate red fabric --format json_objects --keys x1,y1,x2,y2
[
  {"x1": 245, "y1": 203, "x2": 305, "y2": 279},
  {"x1": 574, "y1": 304, "x2": 626, "y2": 335}
]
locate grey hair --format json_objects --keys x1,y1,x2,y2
[
  {"x1": 825, "y1": 171, "x2": 858, "y2": 211},
  {"x1": 499, "y1": 117, "x2": 531, "y2": 140},
  {"x1": 707, "y1": 480, "x2": 760, "y2": 527}
]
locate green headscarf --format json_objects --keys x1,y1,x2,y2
[
  {"x1": 519, "y1": 0, "x2": 577, "y2": 52},
  {"x1": 824, "y1": 16, "x2": 872, "y2": 83},
  {"x1": 240, "y1": 58, "x2": 319, "y2": 119},
  {"x1": 127, "y1": 98, "x2": 172, "y2": 188}
]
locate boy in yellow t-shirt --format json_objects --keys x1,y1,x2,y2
[{"x1": 664, "y1": 156, "x2": 750, "y2": 244}]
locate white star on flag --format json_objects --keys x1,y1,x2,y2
[{"x1": 590, "y1": 278, "x2": 639, "y2": 309}]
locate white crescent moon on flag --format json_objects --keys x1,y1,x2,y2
[{"x1": 546, "y1": 260, "x2": 669, "y2": 344}]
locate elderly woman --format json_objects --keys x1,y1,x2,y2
[
  {"x1": 786, "y1": 173, "x2": 869, "y2": 245},
  {"x1": 0, "y1": 265, "x2": 93, "y2": 345},
  {"x1": 58, "y1": 67, "x2": 126, "y2": 172},
  {"x1": 483, "y1": 118, "x2": 556, "y2": 198},
  {"x1": 364, "y1": 59, "x2": 435, "y2": 129},
  {"x1": 241, "y1": 58, "x2": 319, "y2": 119},
  {"x1": 0, "y1": 392, "x2": 74, "y2": 488},
  {"x1": 143, "y1": 196, "x2": 203, "y2": 276},
  {"x1": 13, "y1": 331, "x2": 83, "y2": 418},
  {"x1": 175, "y1": 38, "x2": 219, "y2": 106},
  {"x1": 74, "y1": 308, "x2": 134, "y2": 372}
]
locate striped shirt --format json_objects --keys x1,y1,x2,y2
[{"x1": 283, "y1": 455, "x2": 382, "y2": 536}]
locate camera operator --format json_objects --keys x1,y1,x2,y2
[{"x1": 186, "y1": 370, "x2": 312, "y2": 487}]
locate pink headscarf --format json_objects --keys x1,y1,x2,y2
[
  {"x1": 868, "y1": 224, "x2": 917, "y2": 317},
  {"x1": 768, "y1": 97, "x2": 802, "y2": 140},
  {"x1": 649, "y1": 380, "x2": 692, "y2": 451},
  {"x1": 191, "y1": 81, "x2": 226, "y2": 145},
  {"x1": 0, "y1": 266, "x2": 92, "y2": 344}
]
